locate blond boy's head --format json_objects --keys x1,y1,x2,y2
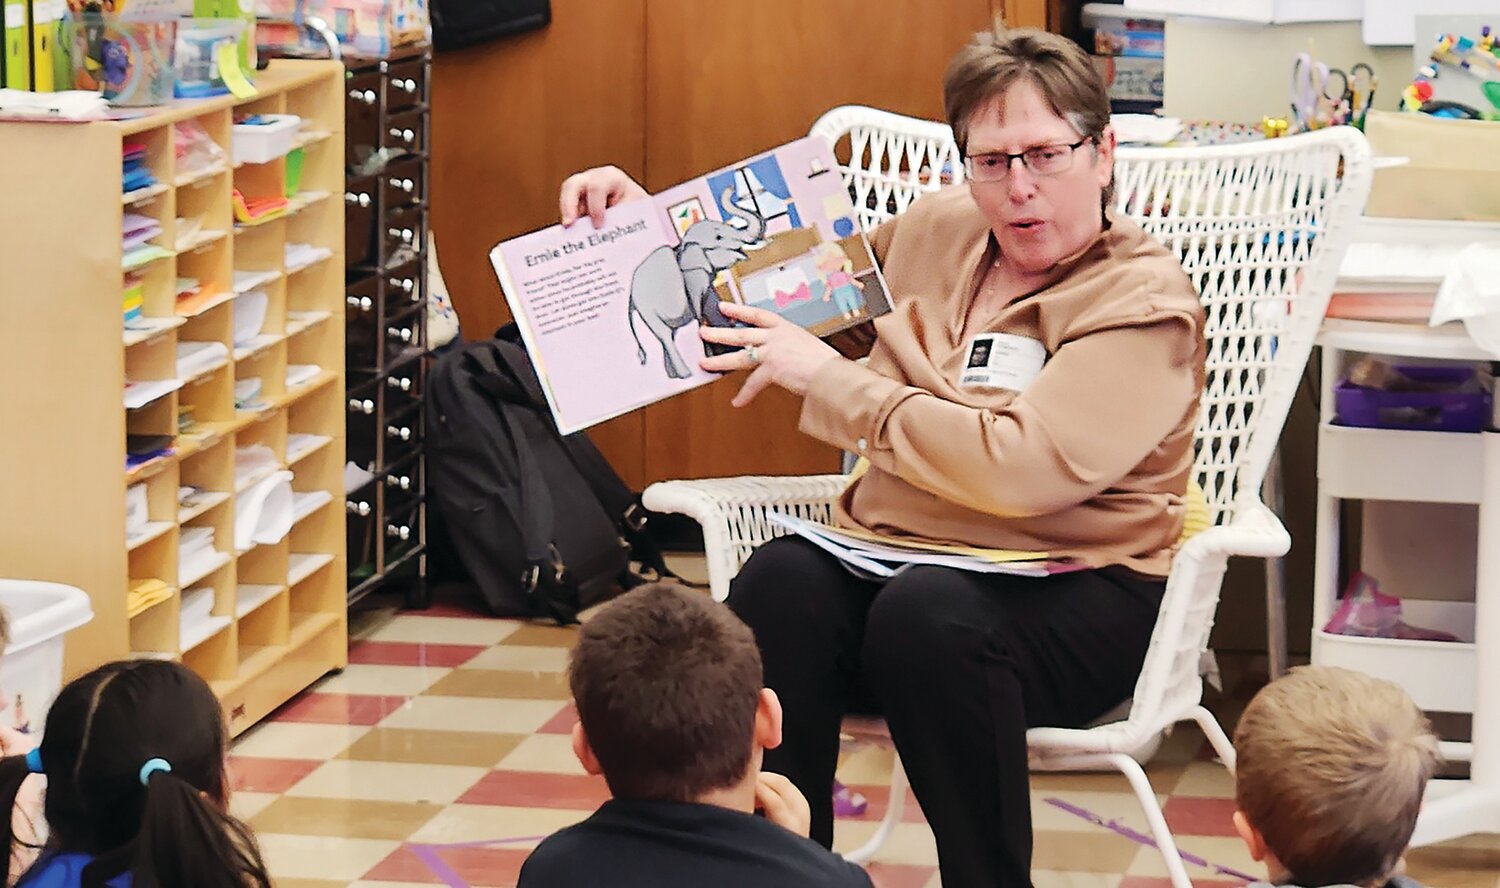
[{"x1": 1233, "y1": 666, "x2": 1439, "y2": 887}]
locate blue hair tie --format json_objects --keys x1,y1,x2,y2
[
  {"x1": 138, "y1": 758, "x2": 172, "y2": 786},
  {"x1": 23, "y1": 748, "x2": 41, "y2": 775}
]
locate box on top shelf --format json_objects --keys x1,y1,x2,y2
[
  {"x1": 1121, "y1": 0, "x2": 1362, "y2": 24},
  {"x1": 1081, "y1": 4, "x2": 1164, "y2": 59},
  {"x1": 1091, "y1": 55, "x2": 1164, "y2": 105},
  {"x1": 255, "y1": 0, "x2": 429, "y2": 55}
]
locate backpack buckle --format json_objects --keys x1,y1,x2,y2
[
  {"x1": 623, "y1": 502, "x2": 648, "y2": 532},
  {"x1": 522, "y1": 545, "x2": 567, "y2": 593}
]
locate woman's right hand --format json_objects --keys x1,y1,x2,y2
[{"x1": 559, "y1": 166, "x2": 649, "y2": 228}]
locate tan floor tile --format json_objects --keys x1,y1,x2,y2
[
  {"x1": 498, "y1": 624, "x2": 579, "y2": 648},
  {"x1": 270, "y1": 880, "x2": 350, "y2": 888},
  {"x1": 837, "y1": 743, "x2": 898, "y2": 786},
  {"x1": 424, "y1": 668, "x2": 569, "y2": 700},
  {"x1": 1031, "y1": 763, "x2": 1186, "y2": 797},
  {"x1": 313, "y1": 663, "x2": 453, "y2": 696},
  {"x1": 496, "y1": 733, "x2": 587, "y2": 775},
  {"x1": 1124, "y1": 835, "x2": 1258, "y2": 879},
  {"x1": 1030, "y1": 791, "x2": 1166, "y2": 833},
  {"x1": 252, "y1": 794, "x2": 444, "y2": 841},
  {"x1": 408, "y1": 803, "x2": 592, "y2": 845},
  {"x1": 1406, "y1": 838, "x2": 1500, "y2": 888},
  {"x1": 1032, "y1": 871, "x2": 1125, "y2": 888},
  {"x1": 368, "y1": 615, "x2": 522, "y2": 646},
  {"x1": 1033, "y1": 828, "x2": 1143, "y2": 874},
  {"x1": 832, "y1": 820, "x2": 938, "y2": 866},
  {"x1": 257, "y1": 833, "x2": 400, "y2": 882},
  {"x1": 349, "y1": 604, "x2": 401, "y2": 642},
  {"x1": 461, "y1": 644, "x2": 571, "y2": 673},
  {"x1": 922, "y1": 871, "x2": 943, "y2": 888},
  {"x1": 663, "y1": 553, "x2": 709, "y2": 584},
  {"x1": 231, "y1": 722, "x2": 371, "y2": 761},
  {"x1": 287, "y1": 759, "x2": 488, "y2": 806},
  {"x1": 228, "y1": 790, "x2": 279, "y2": 821},
  {"x1": 378, "y1": 695, "x2": 566, "y2": 734},
  {"x1": 342, "y1": 727, "x2": 526, "y2": 768},
  {"x1": 1168, "y1": 761, "x2": 1236, "y2": 798},
  {"x1": 1154, "y1": 723, "x2": 1211, "y2": 765}
]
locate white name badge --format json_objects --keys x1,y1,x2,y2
[{"x1": 959, "y1": 333, "x2": 1046, "y2": 392}]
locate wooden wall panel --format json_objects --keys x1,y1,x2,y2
[
  {"x1": 638, "y1": 0, "x2": 997, "y2": 482},
  {"x1": 428, "y1": 0, "x2": 647, "y2": 341},
  {"x1": 428, "y1": 0, "x2": 647, "y2": 487}
]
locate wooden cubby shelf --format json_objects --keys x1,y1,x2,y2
[{"x1": 0, "y1": 60, "x2": 348, "y2": 737}]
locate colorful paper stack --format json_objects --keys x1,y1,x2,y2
[
  {"x1": 122, "y1": 141, "x2": 155, "y2": 194},
  {"x1": 122, "y1": 275, "x2": 144, "y2": 326}
]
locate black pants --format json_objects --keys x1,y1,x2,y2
[{"x1": 728, "y1": 536, "x2": 1165, "y2": 888}]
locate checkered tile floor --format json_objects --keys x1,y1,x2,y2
[{"x1": 228, "y1": 577, "x2": 1500, "y2": 888}]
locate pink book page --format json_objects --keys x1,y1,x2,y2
[{"x1": 490, "y1": 200, "x2": 719, "y2": 434}]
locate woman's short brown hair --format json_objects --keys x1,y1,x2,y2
[
  {"x1": 943, "y1": 25, "x2": 1112, "y2": 205},
  {"x1": 568, "y1": 583, "x2": 763, "y2": 802},
  {"x1": 943, "y1": 25, "x2": 1109, "y2": 154},
  {"x1": 1234, "y1": 666, "x2": 1439, "y2": 887}
]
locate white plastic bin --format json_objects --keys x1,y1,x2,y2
[
  {"x1": 232, "y1": 114, "x2": 303, "y2": 165},
  {"x1": 0, "y1": 581, "x2": 94, "y2": 734}
]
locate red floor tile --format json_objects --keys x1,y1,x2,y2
[
  {"x1": 537, "y1": 702, "x2": 578, "y2": 735},
  {"x1": 866, "y1": 862, "x2": 938, "y2": 888},
  {"x1": 347, "y1": 640, "x2": 487, "y2": 668},
  {"x1": 365, "y1": 845, "x2": 531, "y2": 887},
  {"x1": 227, "y1": 756, "x2": 322, "y2": 794},
  {"x1": 270, "y1": 692, "x2": 409, "y2": 726},
  {"x1": 459, "y1": 770, "x2": 612, "y2": 810},
  {"x1": 1162, "y1": 795, "x2": 1240, "y2": 837}
]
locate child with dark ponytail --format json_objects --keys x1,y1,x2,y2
[{"x1": 0, "y1": 660, "x2": 273, "y2": 888}]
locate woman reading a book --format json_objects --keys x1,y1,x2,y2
[{"x1": 559, "y1": 25, "x2": 1204, "y2": 888}]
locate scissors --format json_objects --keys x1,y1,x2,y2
[
  {"x1": 1345, "y1": 62, "x2": 1377, "y2": 128},
  {"x1": 1290, "y1": 52, "x2": 1346, "y2": 130}
]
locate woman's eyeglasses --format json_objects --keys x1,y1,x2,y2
[{"x1": 963, "y1": 138, "x2": 1094, "y2": 182}]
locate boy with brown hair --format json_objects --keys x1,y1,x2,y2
[
  {"x1": 518, "y1": 583, "x2": 872, "y2": 887},
  {"x1": 1233, "y1": 665, "x2": 1439, "y2": 888}
]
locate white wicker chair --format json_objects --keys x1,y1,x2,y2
[{"x1": 643, "y1": 106, "x2": 1372, "y2": 887}]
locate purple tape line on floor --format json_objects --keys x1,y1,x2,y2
[
  {"x1": 407, "y1": 834, "x2": 553, "y2": 888},
  {"x1": 1044, "y1": 797, "x2": 1257, "y2": 882}
]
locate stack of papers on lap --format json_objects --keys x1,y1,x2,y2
[{"x1": 768, "y1": 513, "x2": 1077, "y2": 579}]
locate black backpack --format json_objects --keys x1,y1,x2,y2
[{"x1": 425, "y1": 327, "x2": 670, "y2": 623}]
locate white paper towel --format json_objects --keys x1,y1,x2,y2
[{"x1": 1431, "y1": 244, "x2": 1500, "y2": 357}]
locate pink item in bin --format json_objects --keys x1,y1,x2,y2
[{"x1": 1323, "y1": 572, "x2": 1460, "y2": 642}]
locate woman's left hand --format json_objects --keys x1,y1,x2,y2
[{"x1": 700, "y1": 301, "x2": 841, "y2": 408}]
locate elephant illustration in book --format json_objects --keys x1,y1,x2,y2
[{"x1": 627, "y1": 187, "x2": 767, "y2": 379}]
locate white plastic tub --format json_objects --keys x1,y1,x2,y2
[
  {"x1": 0, "y1": 581, "x2": 93, "y2": 734},
  {"x1": 1313, "y1": 600, "x2": 1476, "y2": 714},
  {"x1": 232, "y1": 114, "x2": 303, "y2": 165}
]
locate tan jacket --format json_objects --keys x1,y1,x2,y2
[{"x1": 800, "y1": 187, "x2": 1205, "y2": 577}]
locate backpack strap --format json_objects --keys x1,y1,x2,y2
[
  {"x1": 462, "y1": 345, "x2": 581, "y2": 623},
  {"x1": 485, "y1": 339, "x2": 678, "y2": 585}
]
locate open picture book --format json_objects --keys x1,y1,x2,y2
[{"x1": 490, "y1": 136, "x2": 892, "y2": 435}]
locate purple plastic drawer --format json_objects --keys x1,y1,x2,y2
[{"x1": 1334, "y1": 366, "x2": 1491, "y2": 433}]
